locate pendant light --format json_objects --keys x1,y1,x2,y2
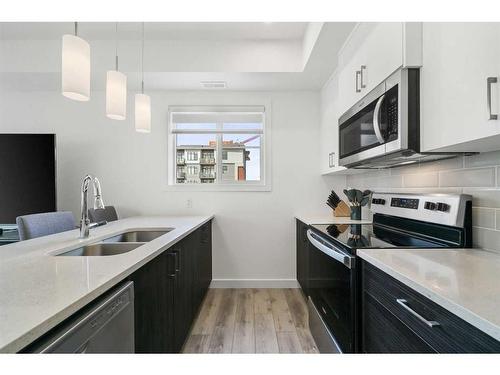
[
  {"x1": 106, "y1": 23, "x2": 127, "y2": 120},
  {"x1": 135, "y1": 22, "x2": 151, "y2": 133},
  {"x1": 62, "y1": 22, "x2": 90, "y2": 101}
]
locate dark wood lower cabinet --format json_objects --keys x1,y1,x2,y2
[
  {"x1": 296, "y1": 219, "x2": 310, "y2": 296},
  {"x1": 128, "y1": 248, "x2": 174, "y2": 353},
  {"x1": 362, "y1": 292, "x2": 435, "y2": 353},
  {"x1": 361, "y1": 260, "x2": 500, "y2": 353},
  {"x1": 172, "y1": 240, "x2": 190, "y2": 352},
  {"x1": 194, "y1": 220, "x2": 212, "y2": 309},
  {"x1": 128, "y1": 220, "x2": 212, "y2": 353}
]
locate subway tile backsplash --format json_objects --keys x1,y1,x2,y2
[
  {"x1": 402, "y1": 172, "x2": 439, "y2": 188},
  {"x1": 472, "y1": 207, "x2": 496, "y2": 229},
  {"x1": 439, "y1": 168, "x2": 496, "y2": 187},
  {"x1": 346, "y1": 151, "x2": 500, "y2": 253}
]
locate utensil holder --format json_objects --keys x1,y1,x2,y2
[{"x1": 350, "y1": 206, "x2": 361, "y2": 220}]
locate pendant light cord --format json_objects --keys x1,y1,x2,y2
[
  {"x1": 115, "y1": 22, "x2": 119, "y2": 71},
  {"x1": 141, "y1": 22, "x2": 145, "y2": 94},
  {"x1": 74, "y1": 22, "x2": 78, "y2": 36}
]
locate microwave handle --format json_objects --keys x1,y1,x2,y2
[
  {"x1": 306, "y1": 230, "x2": 352, "y2": 269},
  {"x1": 373, "y1": 94, "x2": 386, "y2": 144}
]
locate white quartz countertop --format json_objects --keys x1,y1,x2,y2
[
  {"x1": 295, "y1": 214, "x2": 371, "y2": 225},
  {"x1": 358, "y1": 248, "x2": 500, "y2": 341},
  {"x1": 0, "y1": 215, "x2": 213, "y2": 353}
]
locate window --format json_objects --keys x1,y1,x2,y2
[{"x1": 168, "y1": 106, "x2": 268, "y2": 190}]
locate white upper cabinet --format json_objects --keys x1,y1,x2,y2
[
  {"x1": 337, "y1": 23, "x2": 421, "y2": 116},
  {"x1": 421, "y1": 23, "x2": 500, "y2": 152},
  {"x1": 320, "y1": 71, "x2": 345, "y2": 174}
]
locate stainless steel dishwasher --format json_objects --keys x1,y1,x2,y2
[{"x1": 28, "y1": 281, "x2": 134, "y2": 353}]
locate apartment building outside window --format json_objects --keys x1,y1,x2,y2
[{"x1": 168, "y1": 105, "x2": 270, "y2": 191}]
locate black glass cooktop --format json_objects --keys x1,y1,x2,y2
[{"x1": 310, "y1": 223, "x2": 447, "y2": 252}]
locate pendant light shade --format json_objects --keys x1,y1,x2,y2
[
  {"x1": 135, "y1": 93, "x2": 151, "y2": 133},
  {"x1": 106, "y1": 70, "x2": 127, "y2": 120},
  {"x1": 106, "y1": 23, "x2": 127, "y2": 120},
  {"x1": 135, "y1": 23, "x2": 151, "y2": 133},
  {"x1": 61, "y1": 33, "x2": 90, "y2": 101}
]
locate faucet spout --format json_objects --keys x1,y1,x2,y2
[
  {"x1": 80, "y1": 175, "x2": 106, "y2": 238},
  {"x1": 92, "y1": 177, "x2": 105, "y2": 210}
]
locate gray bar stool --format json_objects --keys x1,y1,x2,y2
[
  {"x1": 16, "y1": 211, "x2": 76, "y2": 241},
  {"x1": 88, "y1": 206, "x2": 118, "y2": 223}
]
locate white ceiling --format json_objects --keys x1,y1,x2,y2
[
  {"x1": 0, "y1": 22, "x2": 355, "y2": 91},
  {"x1": 0, "y1": 22, "x2": 308, "y2": 41}
]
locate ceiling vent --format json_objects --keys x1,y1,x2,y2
[{"x1": 200, "y1": 81, "x2": 227, "y2": 89}]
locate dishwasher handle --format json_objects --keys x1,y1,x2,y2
[{"x1": 307, "y1": 230, "x2": 352, "y2": 269}]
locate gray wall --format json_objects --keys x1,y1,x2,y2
[{"x1": 347, "y1": 151, "x2": 500, "y2": 253}]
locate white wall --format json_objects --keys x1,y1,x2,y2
[{"x1": 0, "y1": 89, "x2": 344, "y2": 287}]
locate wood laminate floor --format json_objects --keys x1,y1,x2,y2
[{"x1": 183, "y1": 288, "x2": 319, "y2": 354}]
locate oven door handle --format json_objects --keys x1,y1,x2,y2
[
  {"x1": 373, "y1": 94, "x2": 386, "y2": 144},
  {"x1": 306, "y1": 230, "x2": 352, "y2": 269}
]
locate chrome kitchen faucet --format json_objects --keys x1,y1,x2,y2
[{"x1": 80, "y1": 174, "x2": 106, "y2": 238}]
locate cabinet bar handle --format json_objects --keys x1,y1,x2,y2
[
  {"x1": 167, "y1": 252, "x2": 177, "y2": 278},
  {"x1": 173, "y1": 250, "x2": 180, "y2": 273},
  {"x1": 487, "y1": 77, "x2": 498, "y2": 120},
  {"x1": 396, "y1": 299, "x2": 440, "y2": 328},
  {"x1": 360, "y1": 65, "x2": 366, "y2": 88},
  {"x1": 356, "y1": 70, "x2": 361, "y2": 93}
]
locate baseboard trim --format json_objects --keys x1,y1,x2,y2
[{"x1": 210, "y1": 279, "x2": 299, "y2": 288}]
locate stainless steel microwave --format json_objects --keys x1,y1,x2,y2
[{"x1": 338, "y1": 68, "x2": 459, "y2": 169}]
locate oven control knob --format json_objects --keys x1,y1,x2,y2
[
  {"x1": 436, "y1": 202, "x2": 450, "y2": 212},
  {"x1": 371, "y1": 198, "x2": 386, "y2": 205},
  {"x1": 424, "y1": 201, "x2": 436, "y2": 210}
]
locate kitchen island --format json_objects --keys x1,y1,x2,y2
[{"x1": 0, "y1": 215, "x2": 213, "y2": 353}]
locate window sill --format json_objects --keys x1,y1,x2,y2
[{"x1": 163, "y1": 183, "x2": 272, "y2": 192}]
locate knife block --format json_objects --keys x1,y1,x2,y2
[{"x1": 332, "y1": 201, "x2": 351, "y2": 217}]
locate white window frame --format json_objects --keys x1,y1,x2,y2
[{"x1": 166, "y1": 105, "x2": 272, "y2": 192}]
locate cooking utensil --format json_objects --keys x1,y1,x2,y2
[
  {"x1": 355, "y1": 190, "x2": 363, "y2": 205},
  {"x1": 360, "y1": 190, "x2": 372, "y2": 207},
  {"x1": 360, "y1": 196, "x2": 370, "y2": 206},
  {"x1": 344, "y1": 189, "x2": 356, "y2": 205},
  {"x1": 344, "y1": 188, "x2": 364, "y2": 206}
]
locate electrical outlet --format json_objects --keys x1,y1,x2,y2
[{"x1": 186, "y1": 199, "x2": 193, "y2": 209}]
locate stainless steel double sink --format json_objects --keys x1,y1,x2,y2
[{"x1": 56, "y1": 229, "x2": 173, "y2": 257}]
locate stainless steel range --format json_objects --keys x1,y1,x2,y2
[{"x1": 306, "y1": 192, "x2": 472, "y2": 353}]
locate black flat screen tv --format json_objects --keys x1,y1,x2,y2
[{"x1": 0, "y1": 134, "x2": 57, "y2": 225}]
